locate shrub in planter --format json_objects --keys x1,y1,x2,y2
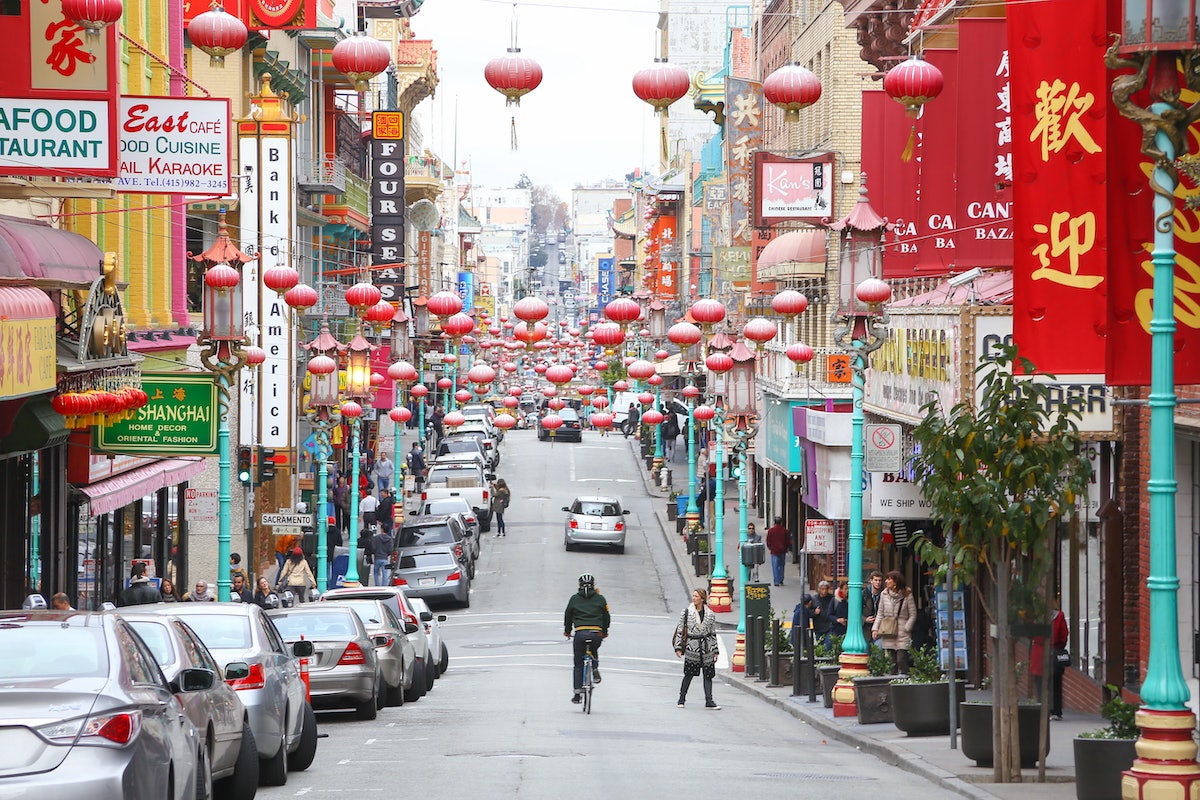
[
  {"x1": 1073, "y1": 688, "x2": 1138, "y2": 800},
  {"x1": 890, "y1": 645, "x2": 967, "y2": 736},
  {"x1": 960, "y1": 701, "x2": 1048, "y2": 768}
]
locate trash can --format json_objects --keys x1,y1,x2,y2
[{"x1": 676, "y1": 495, "x2": 690, "y2": 517}]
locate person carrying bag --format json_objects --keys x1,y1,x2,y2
[
  {"x1": 871, "y1": 570, "x2": 916, "y2": 674},
  {"x1": 277, "y1": 546, "x2": 316, "y2": 602}
]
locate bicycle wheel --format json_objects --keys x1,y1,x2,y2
[{"x1": 583, "y1": 685, "x2": 592, "y2": 714}]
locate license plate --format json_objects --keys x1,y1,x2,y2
[
  {"x1": 419, "y1": 577, "x2": 435, "y2": 586},
  {"x1": 589, "y1": 523, "x2": 602, "y2": 530}
]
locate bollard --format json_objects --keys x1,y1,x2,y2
[
  {"x1": 755, "y1": 616, "x2": 769, "y2": 683},
  {"x1": 806, "y1": 624, "x2": 817, "y2": 703},
  {"x1": 768, "y1": 617, "x2": 781, "y2": 687},
  {"x1": 745, "y1": 615, "x2": 758, "y2": 678},
  {"x1": 792, "y1": 630, "x2": 803, "y2": 696}
]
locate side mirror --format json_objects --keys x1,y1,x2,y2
[
  {"x1": 486, "y1": 473, "x2": 496, "y2": 482},
  {"x1": 225, "y1": 662, "x2": 250, "y2": 680},
  {"x1": 436, "y1": 614, "x2": 447, "y2": 623},
  {"x1": 561, "y1": 506, "x2": 569, "y2": 513},
  {"x1": 373, "y1": 634, "x2": 391, "y2": 648},
  {"x1": 622, "y1": 509, "x2": 630, "y2": 515},
  {"x1": 403, "y1": 620, "x2": 419, "y2": 635},
  {"x1": 292, "y1": 639, "x2": 314, "y2": 658},
  {"x1": 419, "y1": 610, "x2": 433, "y2": 622},
  {"x1": 178, "y1": 667, "x2": 215, "y2": 692}
]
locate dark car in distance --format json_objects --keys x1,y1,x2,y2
[{"x1": 538, "y1": 406, "x2": 582, "y2": 442}]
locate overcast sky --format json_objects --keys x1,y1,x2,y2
[{"x1": 409, "y1": 0, "x2": 665, "y2": 203}]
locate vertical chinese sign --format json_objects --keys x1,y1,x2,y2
[
  {"x1": 371, "y1": 111, "x2": 406, "y2": 303},
  {"x1": 0, "y1": 0, "x2": 120, "y2": 178},
  {"x1": 649, "y1": 214, "x2": 677, "y2": 301},
  {"x1": 915, "y1": 49, "x2": 959, "y2": 275},
  {"x1": 725, "y1": 77, "x2": 763, "y2": 289},
  {"x1": 1009, "y1": 0, "x2": 1108, "y2": 375},
  {"x1": 955, "y1": 19, "x2": 1012, "y2": 266}
]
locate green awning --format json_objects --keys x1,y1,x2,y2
[{"x1": 0, "y1": 395, "x2": 68, "y2": 453}]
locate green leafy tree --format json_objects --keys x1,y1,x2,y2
[{"x1": 910, "y1": 343, "x2": 1090, "y2": 783}]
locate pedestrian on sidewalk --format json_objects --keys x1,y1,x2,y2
[
  {"x1": 673, "y1": 587, "x2": 721, "y2": 709},
  {"x1": 662, "y1": 411, "x2": 679, "y2": 460},
  {"x1": 1030, "y1": 598, "x2": 1069, "y2": 720},
  {"x1": 872, "y1": 570, "x2": 917, "y2": 674},
  {"x1": 359, "y1": 490, "x2": 379, "y2": 533},
  {"x1": 333, "y1": 476, "x2": 351, "y2": 532},
  {"x1": 746, "y1": 523, "x2": 762, "y2": 582},
  {"x1": 799, "y1": 580, "x2": 837, "y2": 649},
  {"x1": 862, "y1": 571, "x2": 884, "y2": 645},
  {"x1": 765, "y1": 517, "x2": 791, "y2": 586},
  {"x1": 374, "y1": 452, "x2": 395, "y2": 493},
  {"x1": 491, "y1": 478, "x2": 511, "y2": 536},
  {"x1": 369, "y1": 526, "x2": 394, "y2": 587}
]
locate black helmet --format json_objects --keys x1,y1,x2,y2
[{"x1": 578, "y1": 573, "x2": 595, "y2": 589}]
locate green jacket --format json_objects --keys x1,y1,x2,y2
[{"x1": 564, "y1": 588, "x2": 610, "y2": 635}]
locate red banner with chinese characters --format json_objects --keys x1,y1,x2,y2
[
  {"x1": 1105, "y1": 57, "x2": 1200, "y2": 380},
  {"x1": 1009, "y1": 0, "x2": 1108, "y2": 375},
  {"x1": 956, "y1": 19, "x2": 1013, "y2": 265},
  {"x1": 861, "y1": 90, "x2": 921, "y2": 277},
  {"x1": 650, "y1": 214, "x2": 678, "y2": 300},
  {"x1": 915, "y1": 49, "x2": 959, "y2": 275}
]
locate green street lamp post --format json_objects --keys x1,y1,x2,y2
[
  {"x1": 667, "y1": 321, "x2": 703, "y2": 528},
  {"x1": 1106, "y1": 5, "x2": 1200, "y2": 791},
  {"x1": 301, "y1": 319, "x2": 345, "y2": 594},
  {"x1": 829, "y1": 177, "x2": 891, "y2": 717},
  {"x1": 340, "y1": 328, "x2": 375, "y2": 587}
]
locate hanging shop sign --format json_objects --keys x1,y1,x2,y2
[
  {"x1": 864, "y1": 308, "x2": 962, "y2": 423},
  {"x1": 371, "y1": 111, "x2": 406, "y2": 303},
  {"x1": 597, "y1": 257, "x2": 614, "y2": 305},
  {"x1": 116, "y1": 97, "x2": 231, "y2": 195},
  {"x1": 752, "y1": 152, "x2": 834, "y2": 226},
  {"x1": 95, "y1": 372, "x2": 219, "y2": 456}
]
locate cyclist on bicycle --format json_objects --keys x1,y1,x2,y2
[{"x1": 564, "y1": 573, "x2": 610, "y2": 704}]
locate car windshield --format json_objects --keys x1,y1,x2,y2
[
  {"x1": 271, "y1": 612, "x2": 357, "y2": 640},
  {"x1": 398, "y1": 551, "x2": 456, "y2": 569},
  {"x1": 326, "y1": 601, "x2": 385, "y2": 627},
  {"x1": 170, "y1": 614, "x2": 253, "y2": 650},
  {"x1": 127, "y1": 620, "x2": 177, "y2": 667},
  {"x1": 440, "y1": 440, "x2": 480, "y2": 453},
  {"x1": 398, "y1": 523, "x2": 454, "y2": 547},
  {"x1": 0, "y1": 625, "x2": 108, "y2": 678},
  {"x1": 424, "y1": 500, "x2": 470, "y2": 515},
  {"x1": 573, "y1": 501, "x2": 620, "y2": 516}
]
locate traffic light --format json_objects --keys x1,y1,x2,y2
[
  {"x1": 237, "y1": 447, "x2": 253, "y2": 485},
  {"x1": 257, "y1": 447, "x2": 276, "y2": 485}
]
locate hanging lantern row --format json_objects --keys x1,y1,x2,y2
[{"x1": 52, "y1": 386, "x2": 150, "y2": 429}]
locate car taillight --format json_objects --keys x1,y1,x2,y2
[
  {"x1": 402, "y1": 611, "x2": 418, "y2": 626},
  {"x1": 377, "y1": 636, "x2": 395, "y2": 648},
  {"x1": 421, "y1": 491, "x2": 427, "y2": 501},
  {"x1": 227, "y1": 663, "x2": 266, "y2": 691},
  {"x1": 569, "y1": 519, "x2": 578, "y2": 529},
  {"x1": 338, "y1": 642, "x2": 367, "y2": 665},
  {"x1": 615, "y1": 521, "x2": 624, "y2": 531},
  {"x1": 466, "y1": 515, "x2": 476, "y2": 524},
  {"x1": 393, "y1": 577, "x2": 408, "y2": 586},
  {"x1": 42, "y1": 710, "x2": 143, "y2": 746},
  {"x1": 454, "y1": 544, "x2": 464, "y2": 559},
  {"x1": 483, "y1": 490, "x2": 489, "y2": 501},
  {"x1": 447, "y1": 571, "x2": 462, "y2": 581}
]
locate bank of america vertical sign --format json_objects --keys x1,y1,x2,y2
[{"x1": 371, "y1": 111, "x2": 405, "y2": 302}]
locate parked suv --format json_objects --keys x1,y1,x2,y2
[{"x1": 396, "y1": 514, "x2": 475, "y2": 569}]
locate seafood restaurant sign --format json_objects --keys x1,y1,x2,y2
[{"x1": 116, "y1": 97, "x2": 231, "y2": 195}]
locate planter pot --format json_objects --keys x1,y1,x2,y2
[
  {"x1": 819, "y1": 664, "x2": 842, "y2": 708},
  {"x1": 768, "y1": 652, "x2": 794, "y2": 684},
  {"x1": 1073, "y1": 737, "x2": 1137, "y2": 800},
  {"x1": 853, "y1": 675, "x2": 897, "y2": 724},
  {"x1": 960, "y1": 702, "x2": 1048, "y2": 768},
  {"x1": 666, "y1": 503, "x2": 678, "y2": 521},
  {"x1": 890, "y1": 680, "x2": 968, "y2": 736}
]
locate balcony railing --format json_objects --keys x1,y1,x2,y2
[
  {"x1": 343, "y1": 172, "x2": 369, "y2": 218},
  {"x1": 297, "y1": 157, "x2": 347, "y2": 194}
]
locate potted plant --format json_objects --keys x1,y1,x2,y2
[
  {"x1": 852, "y1": 644, "x2": 897, "y2": 724},
  {"x1": 1073, "y1": 688, "x2": 1138, "y2": 800},
  {"x1": 889, "y1": 645, "x2": 967, "y2": 736},
  {"x1": 666, "y1": 491, "x2": 678, "y2": 521},
  {"x1": 816, "y1": 634, "x2": 844, "y2": 708},
  {"x1": 960, "y1": 697, "x2": 1047, "y2": 768}
]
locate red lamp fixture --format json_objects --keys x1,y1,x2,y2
[
  {"x1": 263, "y1": 264, "x2": 299, "y2": 295},
  {"x1": 284, "y1": 283, "x2": 318, "y2": 312},
  {"x1": 204, "y1": 262, "x2": 239, "y2": 291},
  {"x1": 427, "y1": 290, "x2": 463, "y2": 318},
  {"x1": 332, "y1": 31, "x2": 392, "y2": 92},
  {"x1": 61, "y1": 0, "x2": 123, "y2": 36},
  {"x1": 345, "y1": 282, "x2": 382, "y2": 315},
  {"x1": 763, "y1": 63, "x2": 822, "y2": 122},
  {"x1": 188, "y1": 3, "x2": 248, "y2": 67},
  {"x1": 632, "y1": 59, "x2": 691, "y2": 115}
]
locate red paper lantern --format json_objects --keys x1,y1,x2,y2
[
  {"x1": 548, "y1": 397, "x2": 565, "y2": 411},
  {"x1": 341, "y1": 400, "x2": 363, "y2": 418},
  {"x1": 388, "y1": 360, "x2": 418, "y2": 382},
  {"x1": 284, "y1": 283, "x2": 318, "y2": 311},
  {"x1": 443, "y1": 313, "x2": 476, "y2": 338},
  {"x1": 455, "y1": 389, "x2": 472, "y2": 404},
  {"x1": 667, "y1": 322, "x2": 702, "y2": 347},
  {"x1": 591, "y1": 322, "x2": 625, "y2": 347},
  {"x1": 693, "y1": 404, "x2": 716, "y2": 422},
  {"x1": 437, "y1": 377, "x2": 453, "y2": 390},
  {"x1": 410, "y1": 383, "x2": 429, "y2": 398},
  {"x1": 589, "y1": 412, "x2": 614, "y2": 429},
  {"x1": 577, "y1": 384, "x2": 596, "y2": 396},
  {"x1": 427, "y1": 290, "x2": 463, "y2": 318},
  {"x1": 787, "y1": 343, "x2": 816, "y2": 364},
  {"x1": 883, "y1": 54, "x2": 944, "y2": 117},
  {"x1": 591, "y1": 396, "x2": 610, "y2": 409},
  {"x1": 494, "y1": 414, "x2": 517, "y2": 430},
  {"x1": 345, "y1": 282, "x2": 382, "y2": 313},
  {"x1": 332, "y1": 32, "x2": 392, "y2": 92},
  {"x1": 706, "y1": 352, "x2": 734, "y2": 374},
  {"x1": 204, "y1": 263, "x2": 240, "y2": 291},
  {"x1": 546, "y1": 365, "x2": 574, "y2": 385},
  {"x1": 513, "y1": 296, "x2": 550, "y2": 322},
  {"x1": 61, "y1": 0, "x2": 123, "y2": 36},
  {"x1": 363, "y1": 299, "x2": 394, "y2": 325},
  {"x1": 467, "y1": 364, "x2": 497, "y2": 384},
  {"x1": 632, "y1": 59, "x2": 690, "y2": 115},
  {"x1": 604, "y1": 297, "x2": 641, "y2": 324},
  {"x1": 690, "y1": 298, "x2": 726, "y2": 326},
  {"x1": 856, "y1": 278, "x2": 892, "y2": 306},
  {"x1": 638, "y1": 392, "x2": 655, "y2": 406},
  {"x1": 540, "y1": 413, "x2": 563, "y2": 430},
  {"x1": 308, "y1": 354, "x2": 337, "y2": 375},
  {"x1": 244, "y1": 345, "x2": 266, "y2": 366},
  {"x1": 640, "y1": 409, "x2": 665, "y2": 426},
  {"x1": 681, "y1": 385, "x2": 700, "y2": 400},
  {"x1": 502, "y1": 396, "x2": 520, "y2": 409},
  {"x1": 647, "y1": 374, "x2": 663, "y2": 387},
  {"x1": 613, "y1": 380, "x2": 629, "y2": 392},
  {"x1": 763, "y1": 63, "x2": 822, "y2": 122},
  {"x1": 743, "y1": 317, "x2": 778, "y2": 344},
  {"x1": 188, "y1": 4, "x2": 248, "y2": 67},
  {"x1": 444, "y1": 411, "x2": 466, "y2": 428},
  {"x1": 389, "y1": 406, "x2": 412, "y2": 424},
  {"x1": 484, "y1": 50, "x2": 543, "y2": 106},
  {"x1": 772, "y1": 289, "x2": 809, "y2": 317},
  {"x1": 626, "y1": 359, "x2": 655, "y2": 380},
  {"x1": 263, "y1": 264, "x2": 299, "y2": 295}
]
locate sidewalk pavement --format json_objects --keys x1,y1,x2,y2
[{"x1": 632, "y1": 438, "x2": 1092, "y2": 800}]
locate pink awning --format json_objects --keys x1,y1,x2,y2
[
  {"x1": 80, "y1": 457, "x2": 206, "y2": 517},
  {"x1": 757, "y1": 230, "x2": 827, "y2": 272}
]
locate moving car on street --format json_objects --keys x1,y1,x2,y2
[{"x1": 563, "y1": 495, "x2": 630, "y2": 554}]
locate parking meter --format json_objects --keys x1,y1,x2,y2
[{"x1": 741, "y1": 540, "x2": 765, "y2": 567}]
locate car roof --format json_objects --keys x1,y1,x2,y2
[
  {"x1": 427, "y1": 462, "x2": 482, "y2": 471},
  {"x1": 557, "y1": 407, "x2": 580, "y2": 418},
  {"x1": 569, "y1": 495, "x2": 622, "y2": 504},
  {"x1": 133, "y1": 602, "x2": 265, "y2": 617},
  {"x1": 0, "y1": 609, "x2": 106, "y2": 627},
  {"x1": 402, "y1": 514, "x2": 454, "y2": 526}
]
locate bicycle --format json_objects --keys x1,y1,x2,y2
[{"x1": 580, "y1": 645, "x2": 596, "y2": 714}]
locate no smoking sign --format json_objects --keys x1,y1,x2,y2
[{"x1": 864, "y1": 424, "x2": 902, "y2": 473}]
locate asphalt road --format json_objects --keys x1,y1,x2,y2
[{"x1": 258, "y1": 428, "x2": 962, "y2": 798}]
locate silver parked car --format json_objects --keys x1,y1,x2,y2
[
  {"x1": 392, "y1": 546, "x2": 471, "y2": 608},
  {"x1": 136, "y1": 602, "x2": 316, "y2": 786},
  {"x1": 563, "y1": 495, "x2": 630, "y2": 553},
  {"x1": 123, "y1": 612, "x2": 259, "y2": 800},
  {"x1": 321, "y1": 598, "x2": 417, "y2": 707},
  {"x1": 267, "y1": 605, "x2": 383, "y2": 720},
  {"x1": 319, "y1": 586, "x2": 436, "y2": 703},
  {"x1": 419, "y1": 496, "x2": 482, "y2": 543},
  {"x1": 0, "y1": 610, "x2": 202, "y2": 800},
  {"x1": 408, "y1": 596, "x2": 449, "y2": 676}
]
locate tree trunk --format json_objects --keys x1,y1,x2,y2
[{"x1": 992, "y1": 540, "x2": 1022, "y2": 783}]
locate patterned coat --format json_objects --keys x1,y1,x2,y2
[
  {"x1": 872, "y1": 587, "x2": 917, "y2": 650},
  {"x1": 673, "y1": 603, "x2": 719, "y2": 667}
]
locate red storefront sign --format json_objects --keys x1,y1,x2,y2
[
  {"x1": 915, "y1": 49, "x2": 959, "y2": 275},
  {"x1": 650, "y1": 214, "x2": 678, "y2": 300},
  {"x1": 861, "y1": 90, "x2": 921, "y2": 277},
  {"x1": 1009, "y1": 0, "x2": 1109, "y2": 375}
]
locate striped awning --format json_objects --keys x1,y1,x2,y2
[{"x1": 80, "y1": 457, "x2": 206, "y2": 517}]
